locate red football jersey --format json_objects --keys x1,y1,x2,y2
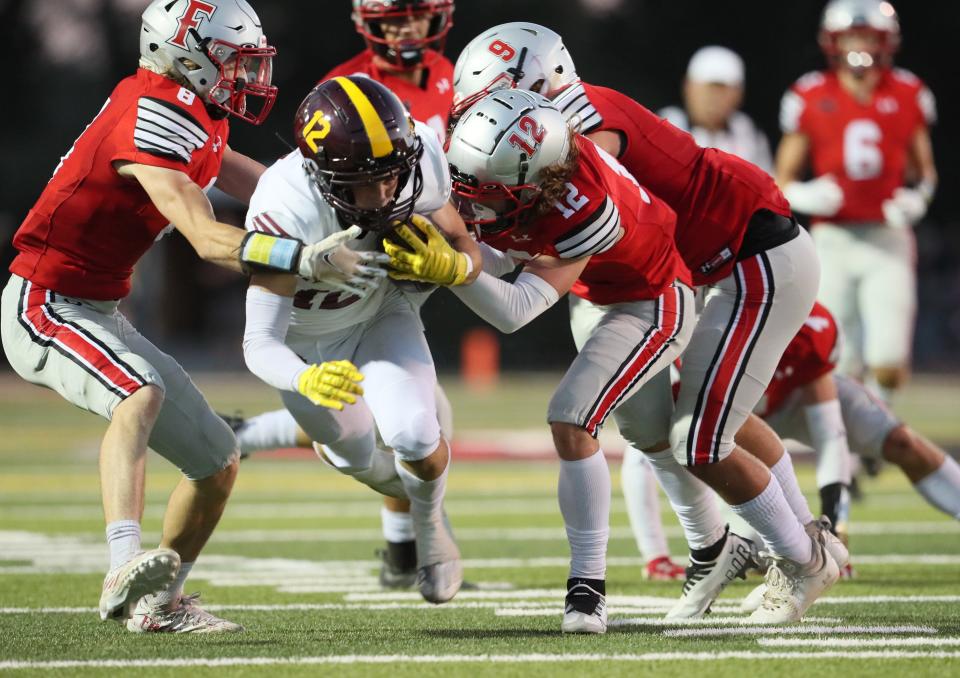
[
  {"x1": 11, "y1": 69, "x2": 228, "y2": 300},
  {"x1": 758, "y1": 302, "x2": 840, "y2": 417},
  {"x1": 781, "y1": 68, "x2": 936, "y2": 224},
  {"x1": 483, "y1": 136, "x2": 690, "y2": 306},
  {"x1": 569, "y1": 83, "x2": 792, "y2": 286},
  {"x1": 322, "y1": 49, "x2": 453, "y2": 139}
]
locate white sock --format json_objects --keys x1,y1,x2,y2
[
  {"x1": 770, "y1": 451, "x2": 815, "y2": 526},
  {"x1": 395, "y1": 455, "x2": 456, "y2": 564},
  {"x1": 381, "y1": 506, "x2": 416, "y2": 542},
  {"x1": 106, "y1": 519, "x2": 141, "y2": 571},
  {"x1": 558, "y1": 449, "x2": 610, "y2": 580},
  {"x1": 236, "y1": 409, "x2": 299, "y2": 455},
  {"x1": 152, "y1": 560, "x2": 194, "y2": 607},
  {"x1": 644, "y1": 448, "x2": 727, "y2": 549},
  {"x1": 621, "y1": 446, "x2": 669, "y2": 560},
  {"x1": 804, "y1": 399, "x2": 852, "y2": 488},
  {"x1": 915, "y1": 456, "x2": 960, "y2": 520},
  {"x1": 731, "y1": 476, "x2": 812, "y2": 563}
]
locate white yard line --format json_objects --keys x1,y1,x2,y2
[
  {"x1": 759, "y1": 637, "x2": 960, "y2": 648},
  {"x1": 2, "y1": 651, "x2": 960, "y2": 670},
  {"x1": 664, "y1": 624, "x2": 938, "y2": 638}
]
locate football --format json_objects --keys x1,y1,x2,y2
[{"x1": 382, "y1": 218, "x2": 440, "y2": 294}]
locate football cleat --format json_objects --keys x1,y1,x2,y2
[
  {"x1": 643, "y1": 556, "x2": 687, "y2": 581},
  {"x1": 417, "y1": 560, "x2": 464, "y2": 605},
  {"x1": 377, "y1": 541, "x2": 418, "y2": 589},
  {"x1": 126, "y1": 593, "x2": 243, "y2": 634},
  {"x1": 561, "y1": 579, "x2": 607, "y2": 634},
  {"x1": 806, "y1": 516, "x2": 850, "y2": 570},
  {"x1": 412, "y1": 511, "x2": 463, "y2": 604},
  {"x1": 665, "y1": 532, "x2": 755, "y2": 619},
  {"x1": 739, "y1": 582, "x2": 767, "y2": 613},
  {"x1": 99, "y1": 548, "x2": 180, "y2": 622},
  {"x1": 746, "y1": 537, "x2": 840, "y2": 624}
]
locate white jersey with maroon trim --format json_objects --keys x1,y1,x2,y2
[{"x1": 245, "y1": 119, "x2": 449, "y2": 335}]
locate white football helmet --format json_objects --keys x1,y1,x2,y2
[
  {"x1": 139, "y1": 0, "x2": 277, "y2": 124},
  {"x1": 446, "y1": 89, "x2": 571, "y2": 237},
  {"x1": 819, "y1": 0, "x2": 900, "y2": 72},
  {"x1": 451, "y1": 22, "x2": 578, "y2": 119}
]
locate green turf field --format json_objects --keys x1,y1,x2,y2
[{"x1": 1, "y1": 373, "x2": 958, "y2": 676}]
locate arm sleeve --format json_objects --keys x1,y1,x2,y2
[
  {"x1": 242, "y1": 286, "x2": 309, "y2": 392},
  {"x1": 451, "y1": 270, "x2": 560, "y2": 334},
  {"x1": 779, "y1": 88, "x2": 806, "y2": 134},
  {"x1": 479, "y1": 242, "x2": 520, "y2": 278}
]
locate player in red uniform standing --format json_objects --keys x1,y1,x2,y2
[
  {"x1": 329, "y1": 0, "x2": 454, "y2": 139},
  {"x1": 389, "y1": 89, "x2": 698, "y2": 633},
  {"x1": 776, "y1": 0, "x2": 937, "y2": 406},
  {"x1": 0, "y1": 0, "x2": 366, "y2": 633},
  {"x1": 451, "y1": 23, "x2": 843, "y2": 624},
  {"x1": 228, "y1": 0, "x2": 457, "y2": 589}
]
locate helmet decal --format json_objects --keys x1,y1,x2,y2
[
  {"x1": 333, "y1": 76, "x2": 395, "y2": 158},
  {"x1": 167, "y1": 0, "x2": 217, "y2": 50},
  {"x1": 301, "y1": 111, "x2": 333, "y2": 154}
]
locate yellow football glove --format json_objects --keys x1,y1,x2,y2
[
  {"x1": 296, "y1": 360, "x2": 364, "y2": 411},
  {"x1": 382, "y1": 214, "x2": 471, "y2": 286}
]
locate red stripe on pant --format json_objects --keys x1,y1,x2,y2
[
  {"x1": 584, "y1": 286, "x2": 680, "y2": 437},
  {"x1": 23, "y1": 284, "x2": 145, "y2": 397},
  {"x1": 691, "y1": 256, "x2": 770, "y2": 465}
]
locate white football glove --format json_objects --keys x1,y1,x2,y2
[
  {"x1": 782, "y1": 175, "x2": 844, "y2": 217},
  {"x1": 298, "y1": 225, "x2": 390, "y2": 298},
  {"x1": 882, "y1": 187, "x2": 930, "y2": 230}
]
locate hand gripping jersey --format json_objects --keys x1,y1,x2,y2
[
  {"x1": 780, "y1": 68, "x2": 936, "y2": 224},
  {"x1": 756, "y1": 301, "x2": 841, "y2": 418},
  {"x1": 322, "y1": 49, "x2": 453, "y2": 140},
  {"x1": 483, "y1": 136, "x2": 690, "y2": 306},
  {"x1": 245, "y1": 119, "x2": 449, "y2": 334},
  {"x1": 555, "y1": 82, "x2": 792, "y2": 287},
  {"x1": 10, "y1": 69, "x2": 229, "y2": 300}
]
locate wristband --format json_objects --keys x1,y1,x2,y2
[{"x1": 239, "y1": 231, "x2": 303, "y2": 275}]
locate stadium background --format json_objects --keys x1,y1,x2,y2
[{"x1": 1, "y1": 0, "x2": 957, "y2": 374}]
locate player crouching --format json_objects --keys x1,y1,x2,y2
[{"x1": 240, "y1": 76, "x2": 481, "y2": 604}]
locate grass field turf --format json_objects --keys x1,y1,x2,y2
[{"x1": 1, "y1": 373, "x2": 959, "y2": 677}]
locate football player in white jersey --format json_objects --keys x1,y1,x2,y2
[{"x1": 240, "y1": 76, "x2": 481, "y2": 604}]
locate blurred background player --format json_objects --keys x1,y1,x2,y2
[
  {"x1": 332, "y1": 0, "x2": 454, "y2": 138},
  {"x1": 242, "y1": 77, "x2": 480, "y2": 604},
  {"x1": 776, "y1": 0, "x2": 937, "y2": 406},
  {"x1": 0, "y1": 0, "x2": 364, "y2": 634},
  {"x1": 660, "y1": 45, "x2": 773, "y2": 174},
  {"x1": 229, "y1": 0, "x2": 457, "y2": 591}
]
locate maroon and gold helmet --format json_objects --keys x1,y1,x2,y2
[
  {"x1": 352, "y1": 0, "x2": 454, "y2": 70},
  {"x1": 294, "y1": 76, "x2": 424, "y2": 233}
]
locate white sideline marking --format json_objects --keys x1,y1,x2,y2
[
  {"x1": 759, "y1": 637, "x2": 960, "y2": 648},
  {"x1": 816, "y1": 595, "x2": 960, "y2": 605},
  {"x1": 2, "y1": 651, "x2": 960, "y2": 669},
  {"x1": 496, "y1": 611, "x2": 841, "y2": 625},
  {"x1": 664, "y1": 625, "x2": 938, "y2": 638}
]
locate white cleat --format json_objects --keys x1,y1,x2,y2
[
  {"x1": 411, "y1": 510, "x2": 463, "y2": 604},
  {"x1": 740, "y1": 582, "x2": 767, "y2": 613},
  {"x1": 807, "y1": 516, "x2": 850, "y2": 569},
  {"x1": 98, "y1": 548, "x2": 180, "y2": 622},
  {"x1": 417, "y1": 560, "x2": 464, "y2": 604},
  {"x1": 126, "y1": 593, "x2": 243, "y2": 634},
  {"x1": 561, "y1": 580, "x2": 607, "y2": 634},
  {"x1": 746, "y1": 536, "x2": 840, "y2": 624},
  {"x1": 665, "y1": 531, "x2": 755, "y2": 619}
]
